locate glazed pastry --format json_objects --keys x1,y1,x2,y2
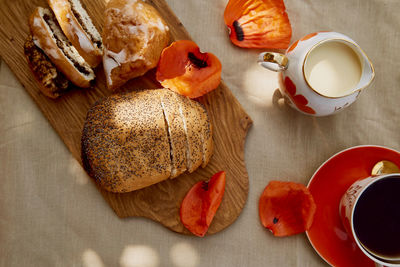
[
  {"x1": 48, "y1": 0, "x2": 103, "y2": 67},
  {"x1": 102, "y1": 0, "x2": 170, "y2": 90},
  {"x1": 24, "y1": 35, "x2": 70, "y2": 98},
  {"x1": 29, "y1": 7, "x2": 95, "y2": 88}
]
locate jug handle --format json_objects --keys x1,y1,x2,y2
[{"x1": 258, "y1": 52, "x2": 288, "y2": 72}]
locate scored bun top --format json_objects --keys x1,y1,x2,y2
[
  {"x1": 81, "y1": 89, "x2": 213, "y2": 193},
  {"x1": 48, "y1": 0, "x2": 103, "y2": 67},
  {"x1": 102, "y1": 0, "x2": 170, "y2": 90},
  {"x1": 159, "y1": 90, "x2": 188, "y2": 178}
]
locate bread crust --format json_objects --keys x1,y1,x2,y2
[
  {"x1": 191, "y1": 100, "x2": 214, "y2": 168},
  {"x1": 159, "y1": 89, "x2": 188, "y2": 178},
  {"x1": 24, "y1": 35, "x2": 70, "y2": 98},
  {"x1": 81, "y1": 89, "x2": 214, "y2": 193},
  {"x1": 29, "y1": 7, "x2": 93, "y2": 88},
  {"x1": 102, "y1": 0, "x2": 170, "y2": 90},
  {"x1": 179, "y1": 95, "x2": 204, "y2": 173},
  {"x1": 81, "y1": 89, "x2": 172, "y2": 193},
  {"x1": 48, "y1": 0, "x2": 103, "y2": 67}
]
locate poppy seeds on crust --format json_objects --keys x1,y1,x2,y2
[{"x1": 81, "y1": 89, "x2": 213, "y2": 193}]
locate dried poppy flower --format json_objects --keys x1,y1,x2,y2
[
  {"x1": 224, "y1": 0, "x2": 292, "y2": 49},
  {"x1": 156, "y1": 40, "x2": 222, "y2": 99},
  {"x1": 259, "y1": 181, "x2": 316, "y2": 237},
  {"x1": 180, "y1": 171, "x2": 226, "y2": 237}
]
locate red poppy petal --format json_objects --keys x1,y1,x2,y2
[
  {"x1": 180, "y1": 181, "x2": 208, "y2": 237},
  {"x1": 259, "y1": 181, "x2": 317, "y2": 237},
  {"x1": 180, "y1": 171, "x2": 226, "y2": 237}
]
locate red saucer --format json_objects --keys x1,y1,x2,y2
[{"x1": 306, "y1": 145, "x2": 400, "y2": 267}]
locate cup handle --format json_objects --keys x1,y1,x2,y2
[
  {"x1": 258, "y1": 52, "x2": 289, "y2": 72},
  {"x1": 371, "y1": 160, "x2": 400, "y2": 176}
]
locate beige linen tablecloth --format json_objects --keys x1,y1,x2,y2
[{"x1": 1, "y1": 0, "x2": 400, "y2": 266}]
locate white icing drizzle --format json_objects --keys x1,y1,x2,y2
[
  {"x1": 128, "y1": 24, "x2": 150, "y2": 42},
  {"x1": 33, "y1": 16, "x2": 42, "y2": 28},
  {"x1": 65, "y1": 10, "x2": 93, "y2": 53},
  {"x1": 103, "y1": 48, "x2": 142, "y2": 86},
  {"x1": 32, "y1": 16, "x2": 60, "y2": 60},
  {"x1": 32, "y1": 35, "x2": 42, "y2": 50},
  {"x1": 150, "y1": 18, "x2": 168, "y2": 32},
  {"x1": 108, "y1": 49, "x2": 128, "y2": 64},
  {"x1": 75, "y1": 27, "x2": 93, "y2": 53},
  {"x1": 119, "y1": 0, "x2": 137, "y2": 17},
  {"x1": 103, "y1": 0, "x2": 170, "y2": 86},
  {"x1": 103, "y1": 53, "x2": 119, "y2": 87},
  {"x1": 47, "y1": 47, "x2": 61, "y2": 60}
]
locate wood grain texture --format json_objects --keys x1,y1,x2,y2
[{"x1": 0, "y1": 0, "x2": 253, "y2": 235}]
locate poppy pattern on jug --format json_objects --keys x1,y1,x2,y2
[
  {"x1": 300, "y1": 32, "x2": 318, "y2": 41},
  {"x1": 287, "y1": 32, "x2": 326, "y2": 54},
  {"x1": 287, "y1": 40, "x2": 299, "y2": 53},
  {"x1": 283, "y1": 77, "x2": 316, "y2": 114}
]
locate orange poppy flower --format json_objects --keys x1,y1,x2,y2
[
  {"x1": 156, "y1": 40, "x2": 222, "y2": 99},
  {"x1": 224, "y1": 0, "x2": 292, "y2": 49}
]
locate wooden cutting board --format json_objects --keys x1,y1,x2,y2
[{"x1": 0, "y1": 0, "x2": 253, "y2": 235}]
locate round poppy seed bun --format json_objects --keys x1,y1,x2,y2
[
  {"x1": 48, "y1": 0, "x2": 103, "y2": 67},
  {"x1": 81, "y1": 89, "x2": 172, "y2": 193},
  {"x1": 102, "y1": 0, "x2": 170, "y2": 91}
]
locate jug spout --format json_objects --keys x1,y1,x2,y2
[{"x1": 353, "y1": 46, "x2": 375, "y2": 93}]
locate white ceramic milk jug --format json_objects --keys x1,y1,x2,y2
[{"x1": 258, "y1": 32, "x2": 375, "y2": 116}]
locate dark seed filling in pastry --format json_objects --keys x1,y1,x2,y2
[
  {"x1": 24, "y1": 35, "x2": 70, "y2": 96},
  {"x1": 42, "y1": 12, "x2": 92, "y2": 76},
  {"x1": 68, "y1": 0, "x2": 103, "y2": 49}
]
